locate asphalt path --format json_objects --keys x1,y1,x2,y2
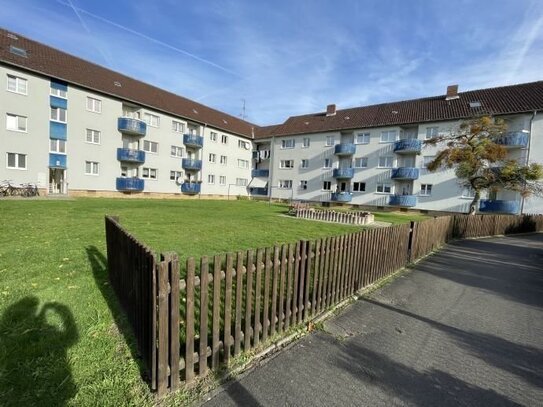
[{"x1": 202, "y1": 234, "x2": 543, "y2": 406}]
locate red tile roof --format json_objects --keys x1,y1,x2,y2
[{"x1": 0, "y1": 29, "x2": 256, "y2": 138}]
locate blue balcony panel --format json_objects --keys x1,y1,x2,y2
[
  {"x1": 183, "y1": 134, "x2": 204, "y2": 148},
  {"x1": 495, "y1": 131, "x2": 529, "y2": 148},
  {"x1": 50, "y1": 121, "x2": 67, "y2": 140},
  {"x1": 334, "y1": 143, "x2": 356, "y2": 156},
  {"x1": 118, "y1": 117, "x2": 146, "y2": 136},
  {"x1": 252, "y1": 169, "x2": 269, "y2": 177},
  {"x1": 117, "y1": 148, "x2": 145, "y2": 163},
  {"x1": 116, "y1": 177, "x2": 144, "y2": 192},
  {"x1": 49, "y1": 153, "x2": 67, "y2": 169},
  {"x1": 389, "y1": 195, "x2": 417, "y2": 207},
  {"x1": 333, "y1": 168, "x2": 355, "y2": 179},
  {"x1": 479, "y1": 199, "x2": 519, "y2": 214},
  {"x1": 391, "y1": 167, "x2": 420, "y2": 180},
  {"x1": 181, "y1": 183, "x2": 201, "y2": 194},
  {"x1": 50, "y1": 96, "x2": 67, "y2": 109},
  {"x1": 331, "y1": 192, "x2": 352, "y2": 202},
  {"x1": 394, "y1": 139, "x2": 422, "y2": 154},
  {"x1": 250, "y1": 187, "x2": 268, "y2": 196},
  {"x1": 182, "y1": 158, "x2": 202, "y2": 171}
]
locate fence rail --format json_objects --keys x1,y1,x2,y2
[
  {"x1": 104, "y1": 213, "x2": 543, "y2": 396},
  {"x1": 294, "y1": 208, "x2": 374, "y2": 225}
]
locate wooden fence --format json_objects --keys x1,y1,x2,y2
[
  {"x1": 294, "y1": 208, "x2": 374, "y2": 225},
  {"x1": 104, "y1": 213, "x2": 543, "y2": 396}
]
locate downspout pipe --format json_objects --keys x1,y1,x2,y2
[{"x1": 521, "y1": 110, "x2": 537, "y2": 214}]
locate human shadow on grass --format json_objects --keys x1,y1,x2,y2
[
  {"x1": 0, "y1": 296, "x2": 78, "y2": 407},
  {"x1": 86, "y1": 246, "x2": 149, "y2": 385}
]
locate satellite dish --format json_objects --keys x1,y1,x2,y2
[{"x1": 176, "y1": 177, "x2": 183, "y2": 184}]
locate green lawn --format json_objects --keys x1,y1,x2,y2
[{"x1": 0, "y1": 198, "x2": 427, "y2": 406}]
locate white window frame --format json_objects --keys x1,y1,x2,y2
[
  {"x1": 236, "y1": 178, "x2": 248, "y2": 187},
  {"x1": 323, "y1": 158, "x2": 332, "y2": 169},
  {"x1": 353, "y1": 182, "x2": 366, "y2": 192},
  {"x1": 221, "y1": 134, "x2": 228, "y2": 144},
  {"x1": 238, "y1": 140, "x2": 250, "y2": 149},
  {"x1": 171, "y1": 145, "x2": 184, "y2": 158},
  {"x1": 281, "y1": 139, "x2": 295, "y2": 149},
  {"x1": 376, "y1": 183, "x2": 392, "y2": 194},
  {"x1": 238, "y1": 159, "x2": 249, "y2": 169},
  {"x1": 322, "y1": 181, "x2": 332, "y2": 191},
  {"x1": 209, "y1": 153, "x2": 216, "y2": 163},
  {"x1": 6, "y1": 113, "x2": 27, "y2": 132},
  {"x1": 301, "y1": 159, "x2": 309, "y2": 169},
  {"x1": 426, "y1": 127, "x2": 439, "y2": 140},
  {"x1": 170, "y1": 170, "x2": 183, "y2": 181},
  {"x1": 49, "y1": 139, "x2": 66, "y2": 154},
  {"x1": 143, "y1": 140, "x2": 159, "y2": 154},
  {"x1": 356, "y1": 133, "x2": 370, "y2": 144},
  {"x1": 302, "y1": 138, "x2": 310, "y2": 148},
  {"x1": 85, "y1": 161, "x2": 99, "y2": 176},
  {"x1": 86, "y1": 129, "x2": 101, "y2": 144},
  {"x1": 280, "y1": 160, "x2": 294, "y2": 169},
  {"x1": 86, "y1": 97, "x2": 102, "y2": 113},
  {"x1": 300, "y1": 180, "x2": 308, "y2": 189},
  {"x1": 50, "y1": 86, "x2": 66, "y2": 99},
  {"x1": 380, "y1": 130, "x2": 397, "y2": 143},
  {"x1": 378, "y1": 156, "x2": 394, "y2": 168},
  {"x1": 422, "y1": 155, "x2": 435, "y2": 169},
  {"x1": 142, "y1": 167, "x2": 158, "y2": 180},
  {"x1": 219, "y1": 175, "x2": 226, "y2": 185},
  {"x1": 50, "y1": 106, "x2": 67, "y2": 123},
  {"x1": 6, "y1": 152, "x2": 27, "y2": 170},
  {"x1": 420, "y1": 184, "x2": 432, "y2": 196},
  {"x1": 220, "y1": 155, "x2": 227, "y2": 165},
  {"x1": 354, "y1": 157, "x2": 368, "y2": 168},
  {"x1": 143, "y1": 113, "x2": 160, "y2": 127},
  {"x1": 325, "y1": 136, "x2": 335, "y2": 146},
  {"x1": 278, "y1": 179, "x2": 292, "y2": 189},
  {"x1": 208, "y1": 174, "x2": 215, "y2": 184},
  {"x1": 7, "y1": 74, "x2": 27, "y2": 95},
  {"x1": 172, "y1": 120, "x2": 184, "y2": 133},
  {"x1": 210, "y1": 132, "x2": 218, "y2": 142}
]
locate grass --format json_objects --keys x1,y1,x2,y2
[{"x1": 0, "y1": 198, "x2": 427, "y2": 406}]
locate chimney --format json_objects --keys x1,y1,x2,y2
[
  {"x1": 326, "y1": 104, "x2": 336, "y2": 116},
  {"x1": 445, "y1": 84, "x2": 459, "y2": 100}
]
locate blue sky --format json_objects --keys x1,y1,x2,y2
[{"x1": 1, "y1": 0, "x2": 542, "y2": 125}]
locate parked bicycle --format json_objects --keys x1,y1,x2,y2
[{"x1": 0, "y1": 180, "x2": 39, "y2": 197}]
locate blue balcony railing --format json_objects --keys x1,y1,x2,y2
[
  {"x1": 479, "y1": 199, "x2": 519, "y2": 214},
  {"x1": 495, "y1": 131, "x2": 529, "y2": 148},
  {"x1": 116, "y1": 148, "x2": 145, "y2": 163},
  {"x1": 332, "y1": 168, "x2": 355, "y2": 179},
  {"x1": 391, "y1": 167, "x2": 420, "y2": 180},
  {"x1": 252, "y1": 169, "x2": 269, "y2": 177},
  {"x1": 181, "y1": 183, "x2": 201, "y2": 194},
  {"x1": 116, "y1": 177, "x2": 144, "y2": 192},
  {"x1": 334, "y1": 143, "x2": 356, "y2": 156},
  {"x1": 394, "y1": 139, "x2": 422, "y2": 154},
  {"x1": 389, "y1": 194, "x2": 417, "y2": 207},
  {"x1": 331, "y1": 192, "x2": 352, "y2": 202},
  {"x1": 118, "y1": 117, "x2": 146, "y2": 136},
  {"x1": 183, "y1": 134, "x2": 204, "y2": 148},
  {"x1": 49, "y1": 153, "x2": 67, "y2": 169},
  {"x1": 250, "y1": 187, "x2": 268, "y2": 196},
  {"x1": 182, "y1": 159, "x2": 202, "y2": 171}
]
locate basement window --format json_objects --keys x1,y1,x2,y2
[{"x1": 9, "y1": 45, "x2": 27, "y2": 58}]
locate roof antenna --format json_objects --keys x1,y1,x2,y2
[{"x1": 239, "y1": 99, "x2": 247, "y2": 120}]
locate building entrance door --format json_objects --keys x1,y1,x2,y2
[{"x1": 49, "y1": 168, "x2": 66, "y2": 194}]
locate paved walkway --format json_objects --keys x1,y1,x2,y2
[{"x1": 201, "y1": 234, "x2": 543, "y2": 406}]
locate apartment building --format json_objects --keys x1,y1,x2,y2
[{"x1": 1, "y1": 29, "x2": 542, "y2": 214}]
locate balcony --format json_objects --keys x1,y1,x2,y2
[
  {"x1": 250, "y1": 187, "x2": 268, "y2": 196},
  {"x1": 183, "y1": 134, "x2": 204, "y2": 149},
  {"x1": 253, "y1": 150, "x2": 271, "y2": 160},
  {"x1": 389, "y1": 194, "x2": 417, "y2": 207},
  {"x1": 117, "y1": 148, "x2": 145, "y2": 163},
  {"x1": 181, "y1": 158, "x2": 202, "y2": 171},
  {"x1": 49, "y1": 153, "x2": 67, "y2": 169},
  {"x1": 118, "y1": 117, "x2": 146, "y2": 136},
  {"x1": 394, "y1": 139, "x2": 422, "y2": 154},
  {"x1": 332, "y1": 168, "x2": 355, "y2": 179},
  {"x1": 495, "y1": 131, "x2": 529, "y2": 148},
  {"x1": 252, "y1": 169, "x2": 269, "y2": 177},
  {"x1": 331, "y1": 192, "x2": 352, "y2": 202},
  {"x1": 479, "y1": 199, "x2": 519, "y2": 214},
  {"x1": 334, "y1": 143, "x2": 356, "y2": 156},
  {"x1": 391, "y1": 167, "x2": 419, "y2": 180},
  {"x1": 116, "y1": 177, "x2": 144, "y2": 192},
  {"x1": 181, "y1": 182, "x2": 201, "y2": 195}
]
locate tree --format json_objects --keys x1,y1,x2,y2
[{"x1": 424, "y1": 116, "x2": 543, "y2": 214}]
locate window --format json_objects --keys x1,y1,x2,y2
[
  {"x1": 170, "y1": 171, "x2": 183, "y2": 181},
  {"x1": 86, "y1": 129, "x2": 100, "y2": 144},
  {"x1": 209, "y1": 153, "x2": 216, "y2": 163},
  {"x1": 86, "y1": 97, "x2": 102, "y2": 113},
  {"x1": 7, "y1": 75, "x2": 27, "y2": 94},
  {"x1": 420, "y1": 184, "x2": 432, "y2": 196},
  {"x1": 353, "y1": 182, "x2": 366, "y2": 192},
  {"x1": 301, "y1": 159, "x2": 309, "y2": 169},
  {"x1": 50, "y1": 139, "x2": 66, "y2": 154},
  {"x1": 302, "y1": 138, "x2": 310, "y2": 148},
  {"x1": 325, "y1": 136, "x2": 335, "y2": 146},
  {"x1": 142, "y1": 167, "x2": 158, "y2": 179},
  {"x1": 376, "y1": 183, "x2": 392, "y2": 193},
  {"x1": 50, "y1": 85, "x2": 66, "y2": 98},
  {"x1": 323, "y1": 158, "x2": 332, "y2": 168},
  {"x1": 123, "y1": 107, "x2": 141, "y2": 119},
  {"x1": 6, "y1": 114, "x2": 27, "y2": 131},
  {"x1": 238, "y1": 140, "x2": 250, "y2": 149},
  {"x1": 356, "y1": 133, "x2": 370, "y2": 144},
  {"x1": 50, "y1": 107, "x2": 67, "y2": 123},
  {"x1": 172, "y1": 120, "x2": 184, "y2": 133},
  {"x1": 120, "y1": 166, "x2": 128, "y2": 177},
  {"x1": 143, "y1": 113, "x2": 159, "y2": 127},
  {"x1": 6, "y1": 153, "x2": 26, "y2": 169},
  {"x1": 220, "y1": 155, "x2": 227, "y2": 165},
  {"x1": 422, "y1": 156, "x2": 435, "y2": 168},
  {"x1": 236, "y1": 178, "x2": 248, "y2": 186},
  {"x1": 378, "y1": 156, "x2": 394, "y2": 168},
  {"x1": 426, "y1": 127, "x2": 438, "y2": 140},
  {"x1": 143, "y1": 140, "x2": 158, "y2": 154},
  {"x1": 300, "y1": 180, "x2": 308, "y2": 190},
  {"x1": 219, "y1": 176, "x2": 226, "y2": 185},
  {"x1": 208, "y1": 174, "x2": 215, "y2": 184},
  {"x1": 221, "y1": 134, "x2": 228, "y2": 144},
  {"x1": 280, "y1": 160, "x2": 294, "y2": 169},
  {"x1": 462, "y1": 186, "x2": 475, "y2": 198},
  {"x1": 281, "y1": 139, "x2": 295, "y2": 149},
  {"x1": 322, "y1": 181, "x2": 331, "y2": 191},
  {"x1": 380, "y1": 130, "x2": 397, "y2": 143},
  {"x1": 238, "y1": 159, "x2": 249, "y2": 168},
  {"x1": 171, "y1": 145, "x2": 184, "y2": 157},
  {"x1": 354, "y1": 157, "x2": 368, "y2": 168},
  {"x1": 279, "y1": 179, "x2": 292, "y2": 189},
  {"x1": 210, "y1": 132, "x2": 218, "y2": 142},
  {"x1": 85, "y1": 161, "x2": 99, "y2": 175}
]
